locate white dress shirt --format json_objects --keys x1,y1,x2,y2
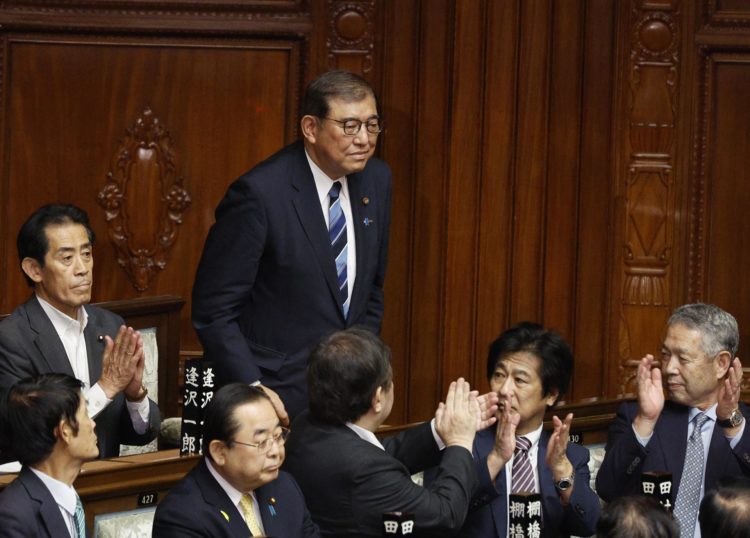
[
  {"x1": 29, "y1": 467, "x2": 78, "y2": 538},
  {"x1": 306, "y1": 150, "x2": 357, "y2": 305},
  {"x1": 36, "y1": 295, "x2": 150, "y2": 433},
  {"x1": 206, "y1": 458, "x2": 265, "y2": 534},
  {"x1": 346, "y1": 420, "x2": 446, "y2": 451}
]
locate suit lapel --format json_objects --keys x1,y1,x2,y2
[
  {"x1": 82, "y1": 306, "x2": 104, "y2": 384},
  {"x1": 290, "y1": 147, "x2": 345, "y2": 318},
  {"x1": 194, "y1": 461, "x2": 251, "y2": 537},
  {"x1": 346, "y1": 173, "x2": 371, "y2": 321},
  {"x1": 655, "y1": 404, "x2": 689, "y2": 490},
  {"x1": 26, "y1": 297, "x2": 75, "y2": 378},
  {"x1": 20, "y1": 467, "x2": 71, "y2": 538},
  {"x1": 255, "y1": 482, "x2": 281, "y2": 536}
]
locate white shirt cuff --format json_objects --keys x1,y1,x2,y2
[
  {"x1": 632, "y1": 422, "x2": 653, "y2": 447},
  {"x1": 85, "y1": 383, "x2": 112, "y2": 419},
  {"x1": 430, "y1": 418, "x2": 446, "y2": 450},
  {"x1": 727, "y1": 419, "x2": 747, "y2": 449},
  {"x1": 125, "y1": 397, "x2": 151, "y2": 435}
]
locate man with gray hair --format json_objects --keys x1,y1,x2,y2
[{"x1": 597, "y1": 303, "x2": 750, "y2": 538}]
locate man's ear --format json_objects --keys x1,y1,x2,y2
[
  {"x1": 300, "y1": 115, "x2": 319, "y2": 144},
  {"x1": 21, "y1": 257, "x2": 43, "y2": 284},
  {"x1": 57, "y1": 419, "x2": 73, "y2": 445},
  {"x1": 545, "y1": 388, "x2": 560, "y2": 408},
  {"x1": 208, "y1": 440, "x2": 227, "y2": 466},
  {"x1": 715, "y1": 350, "x2": 732, "y2": 379},
  {"x1": 372, "y1": 386, "x2": 384, "y2": 414}
]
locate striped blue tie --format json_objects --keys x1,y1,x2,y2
[
  {"x1": 328, "y1": 182, "x2": 349, "y2": 317},
  {"x1": 74, "y1": 494, "x2": 86, "y2": 538},
  {"x1": 511, "y1": 436, "x2": 535, "y2": 493}
]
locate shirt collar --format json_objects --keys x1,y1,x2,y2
[
  {"x1": 518, "y1": 422, "x2": 544, "y2": 447},
  {"x1": 205, "y1": 458, "x2": 245, "y2": 507},
  {"x1": 346, "y1": 422, "x2": 385, "y2": 450},
  {"x1": 305, "y1": 148, "x2": 349, "y2": 207},
  {"x1": 36, "y1": 294, "x2": 88, "y2": 333},
  {"x1": 28, "y1": 467, "x2": 78, "y2": 516},
  {"x1": 690, "y1": 403, "x2": 718, "y2": 422}
]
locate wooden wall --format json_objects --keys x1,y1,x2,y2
[{"x1": 0, "y1": 0, "x2": 748, "y2": 425}]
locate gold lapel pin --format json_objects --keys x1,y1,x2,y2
[{"x1": 362, "y1": 197, "x2": 370, "y2": 205}]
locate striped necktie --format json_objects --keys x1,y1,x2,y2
[
  {"x1": 328, "y1": 181, "x2": 349, "y2": 317},
  {"x1": 74, "y1": 494, "x2": 86, "y2": 538},
  {"x1": 511, "y1": 436, "x2": 536, "y2": 493},
  {"x1": 674, "y1": 413, "x2": 709, "y2": 537},
  {"x1": 239, "y1": 493, "x2": 263, "y2": 536}
]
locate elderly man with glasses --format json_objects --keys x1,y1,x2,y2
[
  {"x1": 152, "y1": 384, "x2": 319, "y2": 537},
  {"x1": 192, "y1": 69, "x2": 392, "y2": 423}
]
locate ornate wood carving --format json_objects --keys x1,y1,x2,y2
[
  {"x1": 704, "y1": 0, "x2": 750, "y2": 28},
  {"x1": 326, "y1": 0, "x2": 375, "y2": 73},
  {"x1": 617, "y1": 1, "x2": 681, "y2": 393},
  {"x1": 97, "y1": 107, "x2": 191, "y2": 292}
]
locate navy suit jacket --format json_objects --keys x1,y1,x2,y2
[
  {"x1": 596, "y1": 400, "x2": 750, "y2": 503},
  {"x1": 0, "y1": 466, "x2": 81, "y2": 538},
  {"x1": 0, "y1": 296, "x2": 160, "y2": 459},
  {"x1": 152, "y1": 458, "x2": 319, "y2": 537},
  {"x1": 192, "y1": 141, "x2": 391, "y2": 418},
  {"x1": 284, "y1": 411, "x2": 477, "y2": 537},
  {"x1": 460, "y1": 427, "x2": 599, "y2": 538}
]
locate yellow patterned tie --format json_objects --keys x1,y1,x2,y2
[{"x1": 239, "y1": 493, "x2": 263, "y2": 536}]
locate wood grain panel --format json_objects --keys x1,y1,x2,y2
[
  {"x1": 509, "y1": 0, "x2": 552, "y2": 323},
  {"x1": 702, "y1": 54, "x2": 750, "y2": 361},
  {"x1": 473, "y1": 0, "x2": 519, "y2": 388}
]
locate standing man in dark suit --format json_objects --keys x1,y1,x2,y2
[
  {"x1": 0, "y1": 374, "x2": 99, "y2": 538},
  {"x1": 192, "y1": 70, "x2": 391, "y2": 420},
  {"x1": 284, "y1": 328, "x2": 497, "y2": 537},
  {"x1": 460, "y1": 322, "x2": 600, "y2": 538},
  {"x1": 596, "y1": 303, "x2": 750, "y2": 538},
  {"x1": 152, "y1": 383, "x2": 319, "y2": 537},
  {"x1": 0, "y1": 204, "x2": 160, "y2": 459}
]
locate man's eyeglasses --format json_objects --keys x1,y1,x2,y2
[
  {"x1": 322, "y1": 117, "x2": 383, "y2": 136},
  {"x1": 232, "y1": 427, "x2": 290, "y2": 454}
]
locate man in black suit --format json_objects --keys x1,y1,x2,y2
[
  {"x1": 596, "y1": 303, "x2": 750, "y2": 538},
  {"x1": 0, "y1": 374, "x2": 99, "y2": 537},
  {"x1": 0, "y1": 204, "x2": 160, "y2": 459},
  {"x1": 284, "y1": 328, "x2": 496, "y2": 537},
  {"x1": 460, "y1": 322, "x2": 600, "y2": 537},
  {"x1": 192, "y1": 70, "x2": 391, "y2": 420},
  {"x1": 152, "y1": 383, "x2": 319, "y2": 537}
]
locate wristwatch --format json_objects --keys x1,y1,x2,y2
[
  {"x1": 717, "y1": 408, "x2": 744, "y2": 429},
  {"x1": 554, "y1": 475, "x2": 574, "y2": 492}
]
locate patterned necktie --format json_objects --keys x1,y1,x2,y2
[
  {"x1": 239, "y1": 493, "x2": 263, "y2": 536},
  {"x1": 328, "y1": 181, "x2": 349, "y2": 317},
  {"x1": 511, "y1": 436, "x2": 535, "y2": 493},
  {"x1": 74, "y1": 494, "x2": 86, "y2": 538},
  {"x1": 674, "y1": 413, "x2": 709, "y2": 538}
]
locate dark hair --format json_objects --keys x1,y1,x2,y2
[
  {"x1": 596, "y1": 495, "x2": 679, "y2": 538},
  {"x1": 17, "y1": 204, "x2": 95, "y2": 287},
  {"x1": 486, "y1": 322, "x2": 573, "y2": 402},
  {"x1": 202, "y1": 383, "x2": 271, "y2": 461},
  {"x1": 307, "y1": 327, "x2": 392, "y2": 424},
  {"x1": 699, "y1": 476, "x2": 750, "y2": 538},
  {"x1": 0, "y1": 374, "x2": 84, "y2": 466},
  {"x1": 302, "y1": 70, "x2": 378, "y2": 119}
]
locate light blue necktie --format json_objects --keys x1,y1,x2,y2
[
  {"x1": 674, "y1": 413, "x2": 709, "y2": 537},
  {"x1": 74, "y1": 494, "x2": 86, "y2": 538},
  {"x1": 328, "y1": 182, "x2": 349, "y2": 317}
]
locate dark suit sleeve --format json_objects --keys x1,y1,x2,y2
[
  {"x1": 115, "y1": 394, "x2": 160, "y2": 446},
  {"x1": 726, "y1": 403, "x2": 750, "y2": 473},
  {"x1": 381, "y1": 421, "x2": 442, "y2": 474},
  {"x1": 595, "y1": 402, "x2": 649, "y2": 502},
  {"x1": 152, "y1": 505, "x2": 208, "y2": 538},
  {"x1": 0, "y1": 323, "x2": 37, "y2": 392},
  {"x1": 560, "y1": 446, "x2": 601, "y2": 537},
  {"x1": 352, "y1": 444, "x2": 477, "y2": 534},
  {"x1": 192, "y1": 177, "x2": 267, "y2": 384},
  {"x1": 361, "y1": 169, "x2": 392, "y2": 333}
]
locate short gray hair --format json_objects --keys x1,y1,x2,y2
[{"x1": 668, "y1": 303, "x2": 739, "y2": 358}]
